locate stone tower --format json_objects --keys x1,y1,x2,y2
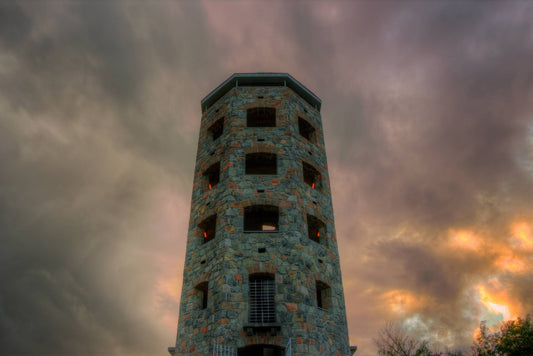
[{"x1": 171, "y1": 73, "x2": 351, "y2": 356}]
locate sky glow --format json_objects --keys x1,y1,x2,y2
[{"x1": 1, "y1": 1, "x2": 532, "y2": 355}]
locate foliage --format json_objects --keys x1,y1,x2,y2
[
  {"x1": 473, "y1": 315, "x2": 533, "y2": 356},
  {"x1": 374, "y1": 322, "x2": 463, "y2": 356},
  {"x1": 375, "y1": 316, "x2": 533, "y2": 356}
]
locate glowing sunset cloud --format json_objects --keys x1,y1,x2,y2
[
  {"x1": 157, "y1": 276, "x2": 182, "y2": 300},
  {"x1": 476, "y1": 282, "x2": 518, "y2": 323},
  {"x1": 450, "y1": 230, "x2": 480, "y2": 250},
  {"x1": 383, "y1": 289, "x2": 433, "y2": 315},
  {"x1": 486, "y1": 301, "x2": 510, "y2": 320},
  {"x1": 512, "y1": 222, "x2": 532, "y2": 249},
  {"x1": 495, "y1": 255, "x2": 526, "y2": 273}
]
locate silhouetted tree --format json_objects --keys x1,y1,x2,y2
[
  {"x1": 474, "y1": 315, "x2": 533, "y2": 356},
  {"x1": 374, "y1": 322, "x2": 464, "y2": 356}
]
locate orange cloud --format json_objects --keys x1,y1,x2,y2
[
  {"x1": 382, "y1": 289, "x2": 434, "y2": 315},
  {"x1": 157, "y1": 276, "x2": 182, "y2": 300},
  {"x1": 449, "y1": 229, "x2": 480, "y2": 250},
  {"x1": 495, "y1": 255, "x2": 526, "y2": 273},
  {"x1": 476, "y1": 279, "x2": 520, "y2": 323},
  {"x1": 511, "y1": 222, "x2": 532, "y2": 250}
]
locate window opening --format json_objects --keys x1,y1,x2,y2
[
  {"x1": 258, "y1": 247, "x2": 266, "y2": 253},
  {"x1": 298, "y1": 117, "x2": 316, "y2": 142},
  {"x1": 249, "y1": 274, "x2": 275, "y2": 323},
  {"x1": 244, "y1": 205, "x2": 279, "y2": 232},
  {"x1": 303, "y1": 162, "x2": 320, "y2": 189},
  {"x1": 203, "y1": 162, "x2": 220, "y2": 189},
  {"x1": 199, "y1": 214, "x2": 216, "y2": 243},
  {"x1": 208, "y1": 118, "x2": 224, "y2": 140},
  {"x1": 316, "y1": 281, "x2": 330, "y2": 310},
  {"x1": 247, "y1": 107, "x2": 276, "y2": 127},
  {"x1": 238, "y1": 345, "x2": 284, "y2": 356},
  {"x1": 307, "y1": 214, "x2": 325, "y2": 244},
  {"x1": 246, "y1": 153, "x2": 277, "y2": 175},
  {"x1": 195, "y1": 281, "x2": 208, "y2": 309}
]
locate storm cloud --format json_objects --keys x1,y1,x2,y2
[{"x1": 1, "y1": 1, "x2": 532, "y2": 355}]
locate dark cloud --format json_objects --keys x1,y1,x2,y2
[
  {"x1": 1, "y1": 1, "x2": 532, "y2": 355},
  {"x1": 0, "y1": 1, "x2": 210, "y2": 355}
]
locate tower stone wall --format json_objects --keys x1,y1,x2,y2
[{"x1": 173, "y1": 73, "x2": 351, "y2": 356}]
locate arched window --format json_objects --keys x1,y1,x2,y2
[
  {"x1": 316, "y1": 281, "x2": 330, "y2": 310},
  {"x1": 246, "y1": 153, "x2": 277, "y2": 175},
  {"x1": 307, "y1": 214, "x2": 326, "y2": 245},
  {"x1": 238, "y1": 344, "x2": 284, "y2": 356},
  {"x1": 249, "y1": 274, "x2": 275, "y2": 323},
  {"x1": 203, "y1": 162, "x2": 220, "y2": 189},
  {"x1": 195, "y1": 281, "x2": 208, "y2": 309},
  {"x1": 244, "y1": 205, "x2": 279, "y2": 232},
  {"x1": 247, "y1": 107, "x2": 276, "y2": 127},
  {"x1": 302, "y1": 161, "x2": 320, "y2": 189},
  {"x1": 208, "y1": 117, "x2": 224, "y2": 140},
  {"x1": 198, "y1": 214, "x2": 216, "y2": 243},
  {"x1": 298, "y1": 117, "x2": 316, "y2": 143}
]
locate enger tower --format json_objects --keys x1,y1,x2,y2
[{"x1": 170, "y1": 73, "x2": 352, "y2": 356}]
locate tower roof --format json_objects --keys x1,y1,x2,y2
[{"x1": 201, "y1": 73, "x2": 322, "y2": 112}]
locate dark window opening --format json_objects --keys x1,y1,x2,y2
[
  {"x1": 247, "y1": 107, "x2": 276, "y2": 127},
  {"x1": 316, "y1": 281, "x2": 330, "y2": 310},
  {"x1": 307, "y1": 214, "x2": 325, "y2": 244},
  {"x1": 203, "y1": 162, "x2": 220, "y2": 189},
  {"x1": 199, "y1": 214, "x2": 216, "y2": 243},
  {"x1": 238, "y1": 345, "x2": 284, "y2": 356},
  {"x1": 208, "y1": 118, "x2": 224, "y2": 140},
  {"x1": 244, "y1": 205, "x2": 279, "y2": 232},
  {"x1": 303, "y1": 162, "x2": 320, "y2": 189},
  {"x1": 246, "y1": 153, "x2": 277, "y2": 175},
  {"x1": 298, "y1": 117, "x2": 316, "y2": 142},
  {"x1": 258, "y1": 247, "x2": 266, "y2": 253},
  {"x1": 196, "y1": 282, "x2": 208, "y2": 309},
  {"x1": 249, "y1": 274, "x2": 276, "y2": 323}
]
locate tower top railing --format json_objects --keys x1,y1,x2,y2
[{"x1": 201, "y1": 73, "x2": 322, "y2": 112}]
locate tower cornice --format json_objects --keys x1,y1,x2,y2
[{"x1": 201, "y1": 73, "x2": 322, "y2": 112}]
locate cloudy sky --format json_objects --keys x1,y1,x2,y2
[{"x1": 1, "y1": 1, "x2": 532, "y2": 355}]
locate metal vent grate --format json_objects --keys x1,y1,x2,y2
[
  {"x1": 249, "y1": 278, "x2": 275, "y2": 323},
  {"x1": 212, "y1": 343, "x2": 236, "y2": 356}
]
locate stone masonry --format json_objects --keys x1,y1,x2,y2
[{"x1": 172, "y1": 73, "x2": 351, "y2": 356}]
